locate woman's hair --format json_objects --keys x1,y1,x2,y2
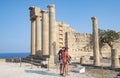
[{"x1": 64, "y1": 47, "x2": 69, "y2": 52}]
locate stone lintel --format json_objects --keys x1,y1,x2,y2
[
  {"x1": 29, "y1": 6, "x2": 41, "y2": 20},
  {"x1": 34, "y1": 8, "x2": 41, "y2": 17}
]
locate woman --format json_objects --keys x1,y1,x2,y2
[{"x1": 61, "y1": 47, "x2": 70, "y2": 77}]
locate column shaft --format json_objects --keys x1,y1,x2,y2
[
  {"x1": 41, "y1": 10, "x2": 49, "y2": 56},
  {"x1": 91, "y1": 17, "x2": 100, "y2": 66},
  {"x1": 36, "y1": 16, "x2": 41, "y2": 55},
  {"x1": 48, "y1": 4, "x2": 56, "y2": 56},
  {"x1": 31, "y1": 19, "x2": 36, "y2": 55}
]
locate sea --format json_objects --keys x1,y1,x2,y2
[{"x1": 0, "y1": 52, "x2": 30, "y2": 59}]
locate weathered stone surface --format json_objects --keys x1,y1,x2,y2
[
  {"x1": 91, "y1": 16, "x2": 100, "y2": 66},
  {"x1": 31, "y1": 20, "x2": 36, "y2": 55},
  {"x1": 41, "y1": 10, "x2": 49, "y2": 56},
  {"x1": 29, "y1": 6, "x2": 42, "y2": 56},
  {"x1": 111, "y1": 49, "x2": 120, "y2": 68}
]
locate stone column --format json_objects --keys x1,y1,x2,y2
[
  {"x1": 111, "y1": 49, "x2": 119, "y2": 68},
  {"x1": 41, "y1": 10, "x2": 49, "y2": 56},
  {"x1": 31, "y1": 19, "x2": 36, "y2": 55},
  {"x1": 91, "y1": 16, "x2": 100, "y2": 66},
  {"x1": 35, "y1": 16, "x2": 41, "y2": 55},
  {"x1": 47, "y1": 4, "x2": 56, "y2": 64}
]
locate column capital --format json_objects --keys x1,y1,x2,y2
[
  {"x1": 47, "y1": 4, "x2": 55, "y2": 8},
  {"x1": 41, "y1": 10, "x2": 48, "y2": 14},
  {"x1": 91, "y1": 16, "x2": 97, "y2": 21}
]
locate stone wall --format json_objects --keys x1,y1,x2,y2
[
  {"x1": 29, "y1": 5, "x2": 120, "y2": 64},
  {"x1": 56, "y1": 22, "x2": 75, "y2": 50},
  {"x1": 56, "y1": 22, "x2": 120, "y2": 62},
  {"x1": 56, "y1": 23, "x2": 93, "y2": 62},
  {"x1": 66, "y1": 32, "x2": 92, "y2": 52},
  {"x1": 65, "y1": 32, "x2": 93, "y2": 62}
]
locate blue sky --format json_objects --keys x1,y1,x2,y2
[{"x1": 0, "y1": 0, "x2": 120, "y2": 53}]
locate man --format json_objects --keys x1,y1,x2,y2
[{"x1": 58, "y1": 47, "x2": 65, "y2": 75}]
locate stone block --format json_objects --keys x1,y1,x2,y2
[{"x1": 73, "y1": 66, "x2": 85, "y2": 73}]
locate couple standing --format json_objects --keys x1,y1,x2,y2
[{"x1": 58, "y1": 47, "x2": 71, "y2": 77}]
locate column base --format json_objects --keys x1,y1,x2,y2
[{"x1": 94, "y1": 62, "x2": 101, "y2": 66}]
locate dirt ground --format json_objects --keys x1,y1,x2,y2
[{"x1": 69, "y1": 63, "x2": 120, "y2": 78}]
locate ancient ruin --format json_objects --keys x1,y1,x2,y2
[{"x1": 29, "y1": 4, "x2": 120, "y2": 68}]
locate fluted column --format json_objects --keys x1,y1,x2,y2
[
  {"x1": 47, "y1": 4, "x2": 56, "y2": 64},
  {"x1": 41, "y1": 10, "x2": 49, "y2": 56},
  {"x1": 91, "y1": 16, "x2": 100, "y2": 66},
  {"x1": 31, "y1": 19, "x2": 36, "y2": 55},
  {"x1": 36, "y1": 16, "x2": 41, "y2": 55}
]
